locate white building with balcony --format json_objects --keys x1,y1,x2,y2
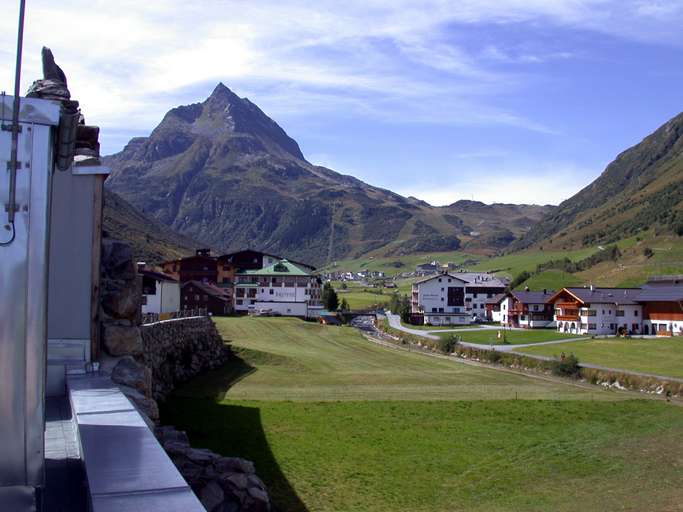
[
  {"x1": 549, "y1": 287, "x2": 643, "y2": 335},
  {"x1": 411, "y1": 272, "x2": 507, "y2": 325},
  {"x1": 234, "y1": 260, "x2": 322, "y2": 317}
]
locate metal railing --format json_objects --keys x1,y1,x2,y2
[{"x1": 141, "y1": 308, "x2": 208, "y2": 325}]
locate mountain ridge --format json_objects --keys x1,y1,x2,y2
[
  {"x1": 513, "y1": 110, "x2": 683, "y2": 251},
  {"x1": 104, "y1": 83, "x2": 553, "y2": 265}
]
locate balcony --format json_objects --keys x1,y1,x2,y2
[{"x1": 556, "y1": 314, "x2": 579, "y2": 321}]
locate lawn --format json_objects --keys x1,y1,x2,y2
[
  {"x1": 519, "y1": 337, "x2": 683, "y2": 378},
  {"x1": 161, "y1": 317, "x2": 683, "y2": 512},
  {"x1": 517, "y1": 269, "x2": 582, "y2": 291},
  {"x1": 405, "y1": 322, "x2": 485, "y2": 331},
  {"x1": 438, "y1": 328, "x2": 584, "y2": 345}
]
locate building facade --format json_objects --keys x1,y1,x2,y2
[
  {"x1": 410, "y1": 272, "x2": 505, "y2": 325},
  {"x1": 181, "y1": 281, "x2": 231, "y2": 316},
  {"x1": 496, "y1": 290, "x2": 555, "y2": 328},
  {"x1": 234, "y1": 260, "x2": 321, "y2": 317},
  {"x1": 637, "y1": 276, "x2": 683, "y2": 336},
  {"x1": 140, "y1": 269, "x2": 180, "y2": 315},
  {"x1": 549, "y1": 287, "x2": 642, "y2": 335}
]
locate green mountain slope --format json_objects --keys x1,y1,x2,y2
[
  {"x1": 514, "y1": 111, "x2": 683, "y2": 251},
  {"x1": 103, "y1": 189, "x2": 198, "y2": 263},
  {"x1": 104, "y1": 84, "x2": 551, "y2": 266}
]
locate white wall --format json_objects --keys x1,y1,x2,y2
[
  {"x1": 253, "y1": 301, "x2": 308, "y2": 317},
  {"x1": 416, "y1": 276, "x2": 466, "y2": 314},
  {"x1": 143, "y1": 280, "x2": 180, "y2": 314}
]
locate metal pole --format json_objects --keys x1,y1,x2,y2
[{"x1": 8, "y1": 0, "x2": 27, "y2": 226}]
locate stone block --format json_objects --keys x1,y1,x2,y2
[{"x1": 103, "y1": 325, "x2": 142, "y2": 356}]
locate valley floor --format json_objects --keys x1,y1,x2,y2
[
  {"x1": 161, "y1": 317, "x2": 683, "y2": 512},
  {"x1": 520, "y1": 337, "x2": 683, "y2": 379}
]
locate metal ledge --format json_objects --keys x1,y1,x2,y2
[{"x1": 67, "y1": 374, "x2": 203, "y2": 511}]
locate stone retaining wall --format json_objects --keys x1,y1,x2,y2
[
  {"x1": 99, "y1": 237, "x2": 272, "y2": 511},
  {"x1": 139, "y1": 317, "x2": 231, "y2": 400}
]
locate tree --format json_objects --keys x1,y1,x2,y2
[
  {"x1": 322, "y1": 282, "x2": 339, "y2": 311},
  {"x1": 398, "y1": 294, "x2": 412, "y2": 323},
  {"x1": 339, "y1": 298, "x2": 350, "y2": 312}
]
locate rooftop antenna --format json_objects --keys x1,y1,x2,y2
[{"x1": 2, "y1": 0, "x2": 27, "y2": 246}]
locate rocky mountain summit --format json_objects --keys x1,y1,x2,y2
[{"x1": 105, "y1": 83, "x2": 551, "y2": 265}]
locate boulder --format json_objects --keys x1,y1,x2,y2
[
  {"x1": 103, "y1": 325, "x2": 142, "y2": 356},
  {"x1": 101, "y1": 279, "x2": 141, "y2": 319},
  {"x1": 215, "y1": 457, "x2": 255, "y2": 475},
  {"x1": 119, "y1": 385, "x2": 159, "y2": 421},
  {"x1": 199, "y1": 481, "x2": 224, "y2": 512},
  {"x1": 112, "y1": 356, "x2": 152, "y2": 396}
]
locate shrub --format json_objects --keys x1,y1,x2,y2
[
  {"x1": 438, "y1": 335, "x2": 459, "y2": 354},
  {"x1": 550, "y1": 353, "x2": 580, "y2": 377},
  {"x1": 643, "y1": 247, "x2": 654, "y2": 258}
]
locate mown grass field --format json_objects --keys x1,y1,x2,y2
[
  {"x1": 438, "y1": 328, "x2": 584, "y2": 345},
  {"x1": 520, "y1": 337, "x2": 683, "y2": 378},
  {"x1": 162, "y1": 317, "x2": 683, "y2": 512}
]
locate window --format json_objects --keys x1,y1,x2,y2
[
  {"x1": 236, "y1": 299, "x2": 243, "y2": 305},
  {"x1": 269, "y1": 289, "x2": 274, "y2": 295},
  {"x1": 432, "y1": 308, "x2": 437, "y2": 312},
  {"x1": 616, "y1": 310, "x2": 625, "y2": 317},
  {"x1": 204, "y1": 295, "x2": 208, "y2": 302},
  {"x1": 438, "y1": 278, "x2": 442, "y2": 282},
  {"x1": 438, "y1": 308, "x2": 444, "y2": 313},
  {"x1": 635, "y1": 310, "x2": 639, "y2": 317},
  {"x1": 533, "y1": 305, "x2": 539, "y2": 312},
  {"x1": 441, "y1": 297, "x2": 444, "y2": 301},
  {"x1": 195, "y1": 294, "x2": 200, "y2": 301},
  {"x1": 588, "y1": 323, "x2": 596, "y2": 330},
  {"x1": 441, "y1": 288, "x2": 444, "y2": 292},
  {"x1": 448, "y1": 279, "x2": 451, "y2": 283}
]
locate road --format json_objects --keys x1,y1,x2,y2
[{"x1": 384, "y1": 312, "x2": 590, "y2": 351}]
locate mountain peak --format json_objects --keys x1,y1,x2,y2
[{"x1": 208, "y1": 82, "x2": 240, "y2": 103}]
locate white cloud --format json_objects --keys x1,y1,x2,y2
[
  {"x1": 395, "y1": 161, "x2": 598, "y2": 205},
  {"x1": 0, "y1": 0, "x2": 679, "y2": 165}
]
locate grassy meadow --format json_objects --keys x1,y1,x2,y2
[
  {"x1": 520, "y1": 337, "x2": 683, "y2": 378},
  {"x1": 437, "y1": 328, "x2": 584, "y2": 345},
  {"x1": 161, "y1": 317, "x2": 683, "y2": 512}
]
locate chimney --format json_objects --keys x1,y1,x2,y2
[
  {"x1": 590, "y1": 283, "x2": 594, "y2": 292},
  {"x1": 137, "y1": 261, "x2": 146, "y2": 272}
]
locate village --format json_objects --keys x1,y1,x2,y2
[{"x1": 141, "y1": 249, "x2": 683, "y2": 338}]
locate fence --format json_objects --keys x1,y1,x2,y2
[{"x1": 141, "y1": 308, "x2": 208, "y2": 325}]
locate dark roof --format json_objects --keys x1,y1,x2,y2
[
  {"x1": 181, "y1": 280, "x2": 230, "y2": 301},
  {"x1": 636, "y1": 284, "x2": 683, "y2": 302},
  {"x1": 510, "y1": 290, "x2": 554, "y2": 304},
  {"x1": 139, "y1": 269, "x2": 178, "y2": 283},
  {"x1": 561, "y1": 287, "x2": 642, "y2": 305},
  {"x1": 413, "y1": 272, "x2": 468, "y2": 285},
  {"x1": 487, "y1": 293, "x2": 507, "y2": 305}
]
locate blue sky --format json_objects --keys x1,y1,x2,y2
[{"x1": 1, "y1": 1, "x2": 682, "y2": 205}]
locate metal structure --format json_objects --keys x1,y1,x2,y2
[{"x1": 0, "y1": 93, "x2": 61, "y2": 508}]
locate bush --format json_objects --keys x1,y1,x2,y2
[
  {"x1": 643, "y1": 247, "x2": 654, "y2": 258},
  {"x1": 438, "y1": 335, "x2": 459, "y2": 354},
  {"x1": 550, "y1": 353, "x2": 580, "y2": 377}
]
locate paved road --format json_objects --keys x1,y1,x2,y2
[{"x1": 385, "y1": 312, "x2": 591, "y2": 350}]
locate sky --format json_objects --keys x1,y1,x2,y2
[{"x1": 1, "y1": 1, "x2": 682, "y2": 206}]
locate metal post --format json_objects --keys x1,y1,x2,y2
[{"x1": 8, "y1": 0, "x2": 27, "y2": 227}]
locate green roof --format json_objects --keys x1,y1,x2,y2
[{"x1": 239, "y1": 259, "x2": 310, "y2": 277}]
